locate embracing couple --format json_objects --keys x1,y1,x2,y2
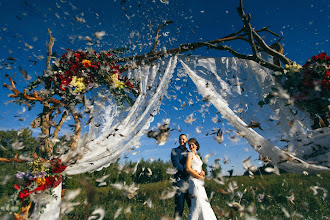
[{"x1": 171, "y1": 134, "x2": 217, "y2": 220}]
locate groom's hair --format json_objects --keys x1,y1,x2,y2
[
  {"x1": 188, "y1": 138, "x2": 200, "y2": 151},
  {"x1": 179, "y1": 134, "x2": 186, "y2": 138}
]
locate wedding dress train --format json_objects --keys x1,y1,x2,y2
[{"x1": 188, "y1": 154, "x2": 217, "y2": 220}]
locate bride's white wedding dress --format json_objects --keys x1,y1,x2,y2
[{"x1": 188, "y1": 153, "x2": 217, "y2": 220}]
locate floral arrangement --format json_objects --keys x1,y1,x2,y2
[
  {"x1": 283, "y1": 52, "x2": 330, "y2": 100},
  {"x1": 26, "y1": 48, "x2": 139, "y2": 107},
  {"x1": 4, "y1": 158, "x2": 66, "y2": 215},
  {"x1": 260, "y1": 52, "x2": 330, "y2": 128}
]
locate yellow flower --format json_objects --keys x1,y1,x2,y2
[
  {"x1": 30, "y1": 158, "x2": 47, "y2": 172},
  {"x1": 70, "y1": 76, "x2": 86, "y2": 93},
  {"x1": 110, "y1": 73, "x2": 124, "y2": 89},
  {"x1": 285, "y1": 62, "x2": 302, "y2": 73},
  {"x1": 36, "y1": 177, "x2": 46, "y2": 186}
]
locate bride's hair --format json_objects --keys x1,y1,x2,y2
[{"x1": 188, "y1": 138, "x2": 200, "y2": 151}]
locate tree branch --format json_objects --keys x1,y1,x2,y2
[
  {"x1": 236, "y1": 0, "x2": 291, "y2": 66},
  {"x1": 3, "y1": 76, "x2": 61, "y2": 105},
  {"x1": 117, "y1": 11, "x2": 289, "y2": 73},
  {"x1": 46, "y1": 28, "x2": 55, "y2": 71},
  {"x1": 201, "y1": 42, "x2": 284, "y2": 72},
  {"x1": 70, "y1": 113, "x2": 81, "y2": 150},
  {"x1": 148, "y1": 20, "x2": 173, "y2": 55},
  {"x1": 53, "y1": 110, "x2": 69, "y2": 139},
  {"x1": 0, "y1": 154, "x2": 28, "y2": 163},
  {"x1": 252, "y1": 30, "x2": 291, "y2": 65}
]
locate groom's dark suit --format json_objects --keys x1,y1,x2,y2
[{"x1": 171, "y1": 145, "x2": 191, "y2": 218}]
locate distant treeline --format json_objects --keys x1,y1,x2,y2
[
  {"x1": 65, "y1": 159, "x2": 175, "y2": 189},
  {"x1": 65, "y1": 153, "x2": 213, "y2": 189}
]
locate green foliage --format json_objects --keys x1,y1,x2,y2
[
  {"x1": 0, "y1": 128, "x2": 36, "y2": 199},
  {"x1": 132, "y1": 159, "x2": 173, "y2": 184},
  {"x1": 58, "y1": 171, "x2": 330, "y2": 220},
  {"x1": 1, "y1": 154, "x2": 329, "y2": 220},
  {"x1": 0, "y1": 163, "x2": 29, "y2": 202},
  {"x1": 1, "y1": 145, "x2": 328, "y2": 220},
  {"x1": 0, "y1": 128, "x2": 38, "y2": 158}
]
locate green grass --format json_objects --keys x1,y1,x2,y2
[{"x1": 59, "y1": 171, "x2": 329, "y2": 220}]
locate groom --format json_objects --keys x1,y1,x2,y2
[{"x1": 171, "y1": 134, "x2": 191, "y2": 219}]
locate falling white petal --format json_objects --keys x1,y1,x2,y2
[
  {"x1": 144, "y1": 198, "x2": 153, "y2": 208},
  {"x1": 114, "y1": 207, "x2": 122, "y2": 219},
  {"x1": 11, "y1": 140, "x2": 25, "y2": 150},
  {"x1": 146, "y1": 168, "x2": 152, "y2": 176},
  {"x1": 166, "y1": 168, "x2": 178, "y2": 175},
  {"x1": 96, "y1": 174, "x2": 110, "y2": 183},
  {"x1": 195, "y1": 126, "x2": 203, "y2": 134},
  {"x1": 94, "y1": 31, "x2": 106, "y2": 40},
  {"x1": 88, "y1": 208, "x2": 105, "y2": 220},
  {"x1": 184, "y1": 114, "x2": 196, "y2": 124},
  {"x1": 203, "y1": 153, "x2": 212, "y2": 163}
]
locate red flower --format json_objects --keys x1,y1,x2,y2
[
  {"x1": 45, "y1": 175, "x2": 62, "y2": 188},
  {"x1": 60, "y1": 78, "x2": 71, "y2": 91},
  {"x1": 324, "y1": 70, "x2": 330, "y2": 78},
  {"x1": 70, "y1": 64, "x2": 79, "y2": 72},
  {"x1": 52, "y1": 165, "x2": 67, "y2": 173},
  {"x1": 60, "y1": 84, "x2": 66, "y2": 91},
  {"x1": 50, "y1": 158, "x2": 67, "y2": 173},
  {"x1": 321, "y1": 79, "x2": 330, "y2": 90},
  {"x1": 34, "y1": 184, "x2": 46, "y2": 192},
  {"x1": 18, "y1": 189, "x2": 30, "y2": 199},
  {"x1": 14, "y1": 184, "x2": 20, "y2": 190},
  {"x1": 311, "y1": 52, "x2": 329, "y2": 61},
  {"x1": 125, "y1": 81, "x2": 134, "y2": 89},
  {"x1": 73, "y1": 52, "x2": 81, "y2": 58}
]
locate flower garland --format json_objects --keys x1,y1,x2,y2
[
  {"x1": 15, "y1": 158, "x2": 66, "y2": 200},
  {"x1": 51, "y1": 49, "x2": 134, "y2": 93},
  {"x1": 283, "y1": 52, "x2": 330, "y2": 100},
  {"x1": 37, "y1": 48, "x2": 138, "y2": 106},
  {"x1": 260, "y1": 52, "x2": 330, "y2": 128},
  {"x1": 4, "y1": 158, "x2": 66, "y2": 215}
]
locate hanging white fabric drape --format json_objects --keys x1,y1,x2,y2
[
  {"x1": 64, "y1": 56, "x2": 177, "y2": 175},
  {"x1": 177, "y1": 55, "x2": 329, "y2": 173}
]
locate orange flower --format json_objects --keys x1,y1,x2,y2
[
  {"x1": 82, "y1": 59, "x2": 92, "y2": 68},
  {"x1": 36, "y1": 177, "x2": 46, "y2": 186}
]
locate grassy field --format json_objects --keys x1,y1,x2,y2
[{"x1": 59, "y1": 171, "x2": 329, "y2": 220}]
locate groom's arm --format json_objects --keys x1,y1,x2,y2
[{"x1": 171, "y1": 149, "x2": 185, "y2": 172}]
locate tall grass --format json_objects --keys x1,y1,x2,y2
[{"x1": 60, "y1": 171, "x2": 329, "y2": 219}]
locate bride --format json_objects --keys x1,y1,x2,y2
[{"x1": 186, "y1": 138, "x2": 217, "y2": 220}]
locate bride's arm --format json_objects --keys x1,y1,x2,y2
[
  {"x1": 186, "y1": 152, "x2": 205, "y2": 181},
  {"x1": 199, "y1": 168, "x2": 205, "y2": 177}
]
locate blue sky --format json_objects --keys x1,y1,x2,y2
[{"x1": 0, "y1": 0, "x2": 329, "y2": 175}]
